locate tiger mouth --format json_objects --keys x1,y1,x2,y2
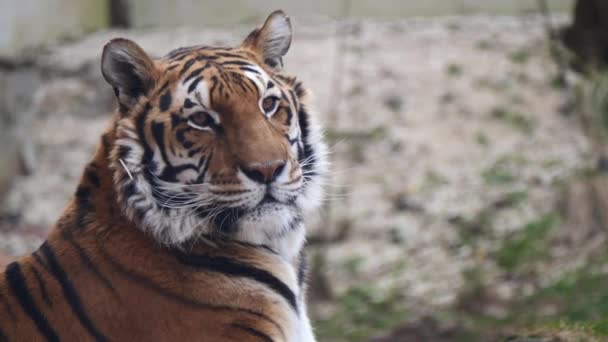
[{"x1": 258, "y1": 193, "x2": 280, "y2": 206}]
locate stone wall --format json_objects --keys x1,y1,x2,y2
[
  {"x1": 128, "y1": 0, "x2": 575, "y2": 28},
  {"x1": 0, "y1": 0, "x2": 108, "y2": 59},
  {"x1": 0, "y1": 0, "x2": 575, "y2": 59}
]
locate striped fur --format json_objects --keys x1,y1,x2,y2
[{"x1": 0, "y1": 10, "x2": 325, "y2": 341}]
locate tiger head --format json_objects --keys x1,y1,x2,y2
[{"x1": 101, "y1": 11, "x2": 327, "y2": 259}]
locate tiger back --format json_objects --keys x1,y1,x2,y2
[{"x1": 0, "y1": 10, "x2": 327, "y2": 342}]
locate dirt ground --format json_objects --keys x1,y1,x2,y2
[{"x1": 1, "y1": 14, "x2": 601, "y2": 340}]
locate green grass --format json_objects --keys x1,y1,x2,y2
[
  {"x1": 315, "y1": 286, "x2": 408, "y2": 342},
  {"x1": 475, "y1": 132, "x2": 490, "y2": 146},
  {"x1": 589, "y1": 71, "x2": 608, "y2": 135},
  {"x1": 490, "y1": 106, "x2": 535, "y2": 134},
  {"x1": 325, "y1": 126, "x2": 388, "y2": 143},
  {"x1": 476, "y1": 40, "x2": 493, "y2": 51},
  {"x1": 503, "y1": 256, "x2": 608, "y2": 339},
  {"x1": 482, "y1": 156, "x2": 522, "y2": 185},
  {"x1": 495, "y1": 214, "x2": 557, "y2": 272},
  {"x1": 509, "y1": 49, "x2": 531, "y2": 65},
  {"x1": 446, "y1": 63, "x2": 464, "y2": 77},
  {"x1": 504, "y1": 190, "x2": 529, "y2": 207}
]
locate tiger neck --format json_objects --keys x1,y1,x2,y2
[{"x1": 54, "y1": 124, "x2": 306, "y2": 265}]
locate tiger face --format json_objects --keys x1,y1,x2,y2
[{"x1": 101, "y1": 11, "x2": 326, "y2": 258}]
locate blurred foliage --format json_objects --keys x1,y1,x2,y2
[
  {"x1": 589, "y1": 71, "x2": 608, "y2": 135},
  {"x1": 495, "y1": 214, "x2": 557, "y2": 272},
  {"x1": 315, "y1": 285, "x2": 408, "y2": 342},
  {"x1": 489, "y1": 106, "x2": 535, "y2": 135}
]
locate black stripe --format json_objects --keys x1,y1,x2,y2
[
  {"x1": 220, "y1": 60, "x2": 252, "y2": 66},
  {"x1": 101, "y1": 134, "x2": 111, "y2": 156},
  {"x1": 74, "y1": 186, "x2": 92, "y2": 231},
  {"x1": 135, "y1": 103, "x2": 154, "y2": 168},
  {"x1": 215, "y1": 52, "x2": 245, "y2": 59},
  {"x1": 178, "y1": 58, "x2": 196, "y2": 77},
  {"x1": 183, "y1": 66, "x2": 206, "y2": 84},
  {"x1": 195, "y1": 152, "x2": 212, "y2": 183},
  {"x1": 240, "y1": 66, "x2": 259, "y2": 74},
  {"x1": 65, "y1": 238, "x2": 121, "y2": 301},
  {"x1": 5, "y1": 262, "x2": 60, "y2": 342},
  {"x1": 40, "y1": 243, "x2": 107, "y2": 342},
  {"x1": 173, "y1": 252, "x2": 298, "y2": 312},
  {"x1": 298, "y1": 108, "x2": 316, "y2": 176},
  {"x1": 30, "y1": 266, "x2": 52, "y2": 307},
  {"x1": 86, "y1": 167, "x2": 101, "y2": 188},
  {"x1": 0, "y1": 327, "x2": 8, "y2": 342},
  {"x1": 98, "y1": 246, "x2": 286, "y2": 340},
  {"x1": 159, "y1": 90, "x2": 172, "y2": 112},
  {"x1": 32, "y1": 251, "x2": 51, "y2": 274},
  {"x1": 171, "y1": 113, "x2": 182, "y2": 129},
  {"x1": 230, "y1": 323, "x2": 274, "y2": 342},
  {"x1": 284, "y1": 106, "x2": 293, "y2": 127},
  {"x1": 188, "y1": 76, "x2": 203, "y2": 93},
  {"x1": 209, "y1": 76, "x2": 219, "y2": 102},
  {"x1": 184, "y1": 98, "x2": 195, "y2": 109},
  {"x1": 150, "y1": 121, "x2": 170, "y2": 166}
]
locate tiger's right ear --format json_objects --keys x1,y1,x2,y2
[{"x1": 101, "y1": 38, "x2": 158, "y2": 109}]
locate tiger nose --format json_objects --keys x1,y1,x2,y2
[{"x1": 240, "y1": 161, "x2": 286, "y2": 184}]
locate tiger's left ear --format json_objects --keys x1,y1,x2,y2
[{"x1": 242, "y1": 10, "x2": 292, "y2": 70}]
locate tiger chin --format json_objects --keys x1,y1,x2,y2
[{"x1": 0, "y1": 10, "x2": 327, "y2": 342}]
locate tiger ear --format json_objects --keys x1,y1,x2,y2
[
  {"x1": 242, "y1": 10, "x2": 292, "y2": 70},
  {"x1": 101, "y1": 38, "x2": 158, "y2": 109}
]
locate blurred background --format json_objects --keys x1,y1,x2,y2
[{"x1": 2, "y1": 0, "x2": 608, "y2": 340}]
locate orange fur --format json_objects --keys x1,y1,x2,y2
[{"x1": 0, "y1": 11, "x2": 320, "y2": 341}]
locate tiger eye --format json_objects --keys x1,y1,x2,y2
[
  {"x1": 190, "y1": 111, "x2": 210, "y2": 127},
  {"x1": 262, "y1": 97, "x2": 278, "y2": 113}
]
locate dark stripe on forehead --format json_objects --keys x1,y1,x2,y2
[
  {"x1": 229, "y1": 72, "x2": 254, "y2": 93},
  {"x1": 179, "y1": 58, "x2": 197, "y2": 77},
  {"x1": 188, "y1": 76, "x2": 204, "y2": 93},
  {"x1": 209, "y1": 76, "x2": 219, "y2": 102},
  {"x1": 183, "y1": 66, "x2": 205, "y2": 83},
  {"x1": 240, "y1": 66, "x2": 260, "y2": 74},
  {"x1": 214, "y1": 52, "x2": 246, "y2": 59},
  {"x1": 166, "y1": 46, "x2": 199, "y2": 59},
  {"x1": 220, "y1": 60, "x2": 253, "y2": 67}
]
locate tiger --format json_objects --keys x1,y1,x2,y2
[{"x1": 0, "y1": 10, "x2": 327, "y2": 342}]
